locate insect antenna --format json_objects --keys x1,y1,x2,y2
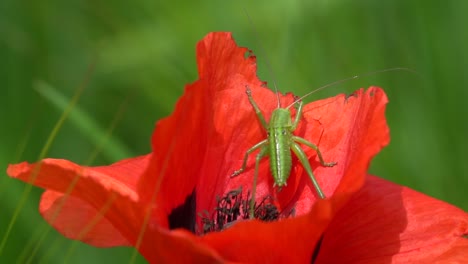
[
  {"x1": 285, "y1": 67, "x2": 421, "y2": 109},
  {"x1": 244, "y1": 9, "x2": 281, "y2": 108}
]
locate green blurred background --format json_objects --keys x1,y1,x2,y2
[{"x1": 1, "y1": 0, "x2": 466, "y2": 263}]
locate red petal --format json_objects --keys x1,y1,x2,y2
[
  {"x1": 137, "y1": 32, "x2": 270, "y2": 221},
  {"x1": 138, "y1": 32, "x2": 390, "y2": 226},
  {"x1": 276, "y1": 87, "x2": 390, "y2": 212},
  {"x1": 40, "y1": 190, "x2": 130, "y2": 247},
  {"x1": 134, "y1": 228, "x2": 225, "y2": 263},
  {"x1": 316, "y1": 175, "x2": 468, "y2": 263},
  {"x1": 199, "y1": 200, "x2": 334, "y2": 263},
  {"x1": 7, "y1": 154, "x2": 152, "y2": 246},
  {"x1": 216, "y1": 87, "x2": 390, "y2": 216}
]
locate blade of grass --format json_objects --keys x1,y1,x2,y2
[
  {"x1": 34, "y1": 81, "x2": 132, "y2": 161},
  {"x1": 0, "y1": 62, "x2": 95, "y2": 258}
]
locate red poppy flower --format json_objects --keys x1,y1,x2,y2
[{"x1": 7, "y1": 32, "x2": 468, "y2": 263}]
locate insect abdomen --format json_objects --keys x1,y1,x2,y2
[{"x1": 268, "y1": 109, "x2": 293, "y2": 187}]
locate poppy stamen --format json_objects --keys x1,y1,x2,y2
[{"x1": 198, "y1": 187, "x2": 295, "y2": 234}]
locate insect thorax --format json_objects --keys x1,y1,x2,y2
[{"x1": 269, "y1": 108, "x2": 292, "y2": 128}]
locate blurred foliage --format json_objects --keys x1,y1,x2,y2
[{"x1": 1, "y1": 0, "x2": 467, "y2": 263}]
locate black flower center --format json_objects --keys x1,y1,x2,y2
[
  {"x1": 168, "y1": 190, "x2": 196, "y2": 232},
  {"x1": 198, "y1": 187, "x2": 294, "y2": 235}
]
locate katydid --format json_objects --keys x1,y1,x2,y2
[
  {"x1": 230, "y1": 85, "x2": 336, "y2": 219},
  {"x1": 231, "y1": 68, "x2": 415, "y2": 219}
]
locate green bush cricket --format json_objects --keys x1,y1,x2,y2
[{"x1": 230, "y1": 83, "x2": 337, "y2": 219}]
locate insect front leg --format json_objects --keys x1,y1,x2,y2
[
  {"x1": 231, "y1": 139, "x2": 268, "y2": 177},
  {"x1": 246, "y1": 86, "x2": 268, "y2": 129},
  {"x1": 291, "y1": 99, "x2": 304, "y2": 131},
  {"x1": 292, "y1": 136, "x2": 337, "y2": 167}
]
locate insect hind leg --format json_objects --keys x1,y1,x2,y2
[
  {"x1": 249, "y1": 145, "x2": 269, "y2": 218},
  {"x1": 291, "y1": 142, "x2": 326, "y2": 199},
  {"x1": 292, "y1": 136, "x2": 337, "y2": 167},
  {"x1": 230, "y1": 140, "x2": 269, "y2": 219}
]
